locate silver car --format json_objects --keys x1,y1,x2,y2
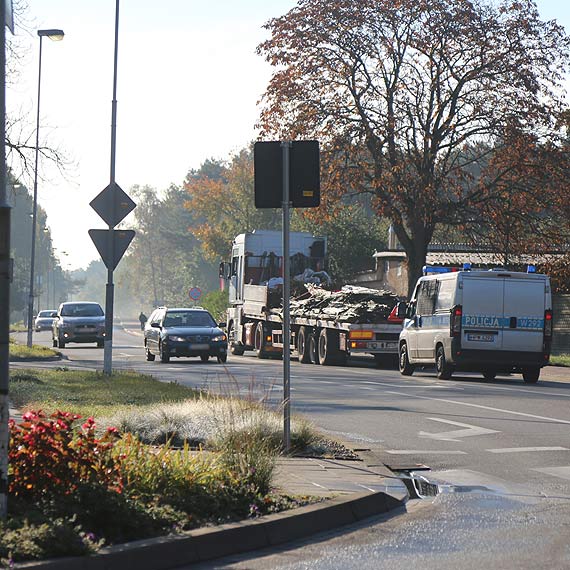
[{"x1": 52, "y1": 302, "x2": 106, "y2": 348}]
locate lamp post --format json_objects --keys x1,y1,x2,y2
[{"x1": 26, "y1": 29, "x2": 64, "y2": 347}]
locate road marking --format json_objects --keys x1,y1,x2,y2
[
  {"x1": 488, "y1": 447, "x2": 569, "y2": 453},
  {"x1": 385, "y1": 390, "x2": 570, "y2": 425},
  {"x1": 385, "y1": 450, "x2": 467, "y2": 455},
  {"x1": 532, "y1": 466, "x2": 570, "y2": 481},
  {"x1": 419, "y1": 417, "x2": 500, "y2": 442}
]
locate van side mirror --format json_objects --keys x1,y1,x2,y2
[{"x1": 396, "y1": 301, "x2": 407, "y2": 319}]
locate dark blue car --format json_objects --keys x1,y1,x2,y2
[{"x1": 144, "y1": 307, "x2": 227, "y2": 363}]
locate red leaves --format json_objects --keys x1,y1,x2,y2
[{"x1": 9, "y1": 410, "x2": 123, "y2": 500}]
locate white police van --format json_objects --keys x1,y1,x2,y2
[{"x1": 397, "y1": 266, "x2": 553, "y2": 383}]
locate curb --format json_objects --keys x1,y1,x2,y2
[{"x1": 15, "y1": 491, "x2": 405, "y2": 570}]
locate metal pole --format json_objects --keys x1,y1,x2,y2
[
  {"x1": 281, "y1": 141, "x2": 291, "y2": 452},
  {"x1": 26, "y1": 35, "x2": 43, "y2": 347},
  {"x1": 0, "y1": 0, "x2": 11, "y2": 518},
  {"x1": 103, "y1": 0, "x2": 120, "y2": 375}
]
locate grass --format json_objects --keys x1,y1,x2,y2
[
  {"x1": 5, "y1": 367, "x2": 328, "y2": 566},
  {"x1": 9, "y1": 368, "x2": 201, "y2": 418},
  {"x1": 550, "y1": 354, "x2": 570, "y2": 367},
  {"x1": 8, "y1": 337, "x2": 59, "y2": 361},
  {"x1": 8, "y1": 322, "x2": 27, "y2": 333}
]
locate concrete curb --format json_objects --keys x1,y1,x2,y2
[{"x1": 15, "y1": 491, "x2": 405, "y2": 570}]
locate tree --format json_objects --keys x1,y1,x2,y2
[
  {"x1": 183, "y1": 149, "x2": 281, "y2": 261},
  {"x1": 257, "y1": 0, "x2": 570, "y2": 295}
]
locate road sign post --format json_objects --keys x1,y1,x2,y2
[{"x1": 254, "y1": 140, "x2": 320, "y2": 453}]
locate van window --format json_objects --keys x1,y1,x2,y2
[
  {"x1": 417, "y1": 280, "x2": 439, "y2": 316},
  {"x1": 435, "y1": 279, "x2": 455, "y2": 311}
]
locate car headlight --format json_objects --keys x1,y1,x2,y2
[
  {"x1": 168, "y1": 335, "x2": 186, "y2": 342},
  {"x1": 211, "y1": 334, "x2": 227, "y2": 342}
]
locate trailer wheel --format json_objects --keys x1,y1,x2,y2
[
  {"x1": 297, "y1": 326, "x2": 312, "y2": 363},
  {"x1": 228, "y1": 323, "x2": 245, "y2": 356},
  {"x1": 318, "y1": 329, "x2": 342, "y2": 365},
  {"x1": 309, "y1": 330, "x2": 320, "y2": 365},
  {"x1": 254, "y1": 322, "x2": 268, "y2": 359}
]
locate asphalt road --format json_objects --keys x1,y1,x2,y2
[{"x1": 13, "y1": 322, "x2": 570, "y2": 569}]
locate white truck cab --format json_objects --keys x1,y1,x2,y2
[{"x1": 398, "y1": 267, "x2": 553, "y2": 383}]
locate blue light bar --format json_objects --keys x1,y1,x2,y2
[
  {"x1": 463, "y1": 263, "x2": 472, "y2": 271},
  {"x1": 527, "y1": 264, "x2": 536, "y2": 273},
  {"x1": 423, "y1": 265, "x2": 452, "y2": 275}
]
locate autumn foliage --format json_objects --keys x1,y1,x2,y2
[{"x1": 257, "y1": 0, "x2": 570, "y2": 294}]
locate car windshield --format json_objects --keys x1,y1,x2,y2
[
  {"x1": 38, "y1": 311, "x2": 55, "y2": 318},
  {"x1": 162, "y1": 311, "x2": 216, "y2": 328},
  {"x1": 60, "y1": 304, "x2": 104, "y2": 317}
]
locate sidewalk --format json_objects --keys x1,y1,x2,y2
[{"x1": 17, "y1": 456, "x2": 408, "y2": 570}]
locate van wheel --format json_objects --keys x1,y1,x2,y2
[
  {"x1": 522, "y1": 367, "x2": 540, "y2": 383},
  {"x1": 145, "y1": 345, "x2": 155, "y2": 361},
  {"x1": 483, "y1": 369, "x2": 496, "y2": 381},
  {"x1": 297, "y1": 327, "x2": 312, "y2": 363},
  {"x1": 399, "y1": 343, "x2": 414, "y2": 376},
  {"x1": 436, "y1": 346, "x2": 453, "y2": 380}
]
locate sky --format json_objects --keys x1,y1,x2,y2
[{"x1": 8, "y1": 0, "x2": 570, "y2": 271}]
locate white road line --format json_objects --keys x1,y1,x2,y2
[
  {"x1": 532, "y1": 466, "x2": 570, "y2": 481},
  {"x1": 385, "y1": 390, "x2": 570, "y2": 425},
  {"x1": 487, "y1": 447, "x2": 568, "y2": 453},
  {"x1": 385, "y1": 450, "x2": 467, "y2": 455},
  {"x1": 419, "y1": 417, "x2": 500, "y2": 441}
]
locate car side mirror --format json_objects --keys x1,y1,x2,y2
[
  {"x1": 218, "y1": 322, "x2": 226, "y2": 328},
  {"x1": 396, "y1": 301, "x2": 407, "y2": 319},
  {"x1": 151, "y1": 322, "x2": 160, "y2": 328}
]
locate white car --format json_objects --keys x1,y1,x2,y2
[{"x1": 34, "y1": 310, "x2": 57, "y2": 332}]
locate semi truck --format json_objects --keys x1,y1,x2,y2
[{"x1": 219, "y1": 230, "x2": 403, "y2": 366}]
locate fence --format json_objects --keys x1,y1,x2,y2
[{"x1": 553, "y1": 294, "x2": 570, "y2": 356}]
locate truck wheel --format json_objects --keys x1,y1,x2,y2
[
  {"x1": 229, "y1": 323, "x2": 245, "y2": 356},
  {"x1": 399, "y1": 343, "x2": 414, "y2": 376},
  {"x1": 318, "y1": 329, "x2": 341, "y2": 365},
  {"x1": 297, "y1": 327, "x2": 312, "y2": 363},
  {"x1": 522, "y1": 367, "x2": 540, "y2": 383},
  {"x1": 436, "y1": 345, "x2": 453, "y2": 380},
  {"x1": 309, "y1": 331, "x2": 320, "y2": 365},
  {"x1": 254, "y1": 322, "x2": 268, "y2": 359}
]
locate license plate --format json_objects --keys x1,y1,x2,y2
[
  {"x1": 189, "y1": 343, "x2": 209, "y2": 350},
  {"x1": 467, "y1": 334, "x2": 494, "y2": 342}
]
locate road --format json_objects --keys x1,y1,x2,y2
[{"x1": 12, "y1": 322, "x2": 570, "y2": 569}]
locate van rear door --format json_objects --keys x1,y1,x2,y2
[
  {"x1": 461, "y1": 276, "x2": 504, "y2": 351},
  {"x1": 502, "y1": 277, "x2": 545, "y2": 352}
]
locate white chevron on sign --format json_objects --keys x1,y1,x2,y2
[{"x1": 419, "y1": 417, "x2": 500, "y2": 442}]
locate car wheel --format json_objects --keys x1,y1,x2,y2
[
  {"x1": 399, "y1": 342, "x2": 414, "y2": 376},
  {"x1": 200, "y1": 354, "x2": 209, "y2": 362},
  {"x1": 145, "y1": 345, "x2": 155, "y2": 361},
  {"x1": 436, "y1": 345, "x2": 453, "y2": 380},
  {"x1": 96, "y1": 341, "x2": 104, "y2": 348},
  {"x1": 217, "y1": 353, "x2": 227, "y2": 364},
  {"x1": 52, "y1": 337, "x2": 57, "y2": 348},
  {"x1": 482, "y1": 369, "x2": 496, "y2": 381},
  {"x1": 522, "y1": 367, "x2": 540, "y2": 383},
  {"x1": 159, "y1": 341, "x2": 170, "y2": 363}
]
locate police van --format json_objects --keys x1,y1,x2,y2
[{"x1": 397, "y1": 266, "x2": 553, "y2": 383}]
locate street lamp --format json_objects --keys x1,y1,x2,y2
[{"x1": 26, "y1": 29, "x2": 64, "y2": 347}]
